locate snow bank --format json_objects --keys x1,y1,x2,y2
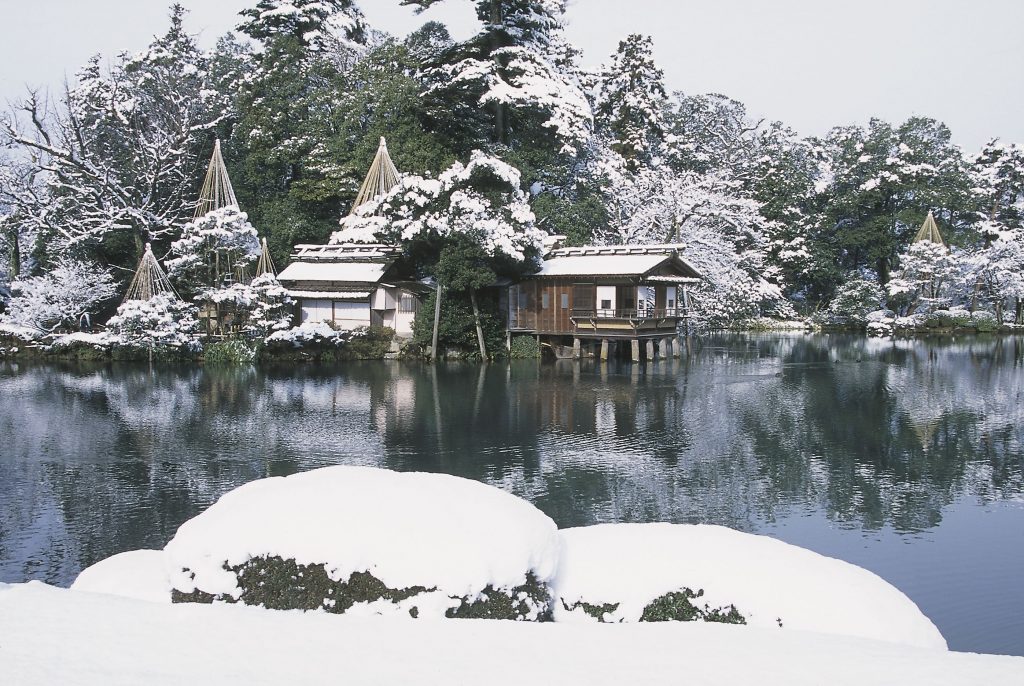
[
  {"x1": 553, "y1": 524, "x2": 946, "y2": 650},
  {"x1": 71, "y1": 550, "x2": 170, "y2": 604},
  {"x1": 3, "y1": 582, "x2": 1021, "y2": 686},
  {"x1": 165, "y1": 466, "x2": 560, "y2": 619}
]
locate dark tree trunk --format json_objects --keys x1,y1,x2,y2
[{"x1": 9, "y1": 227, "x2": 20, "y2": 278}]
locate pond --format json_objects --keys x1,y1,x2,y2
[{"x1": 1, "y1": 334, "x2": 1022, "y2": 656}]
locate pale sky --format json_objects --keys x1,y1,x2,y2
[{"x1": 0, "y1": 0, "x2": 1021, "y2": 150}]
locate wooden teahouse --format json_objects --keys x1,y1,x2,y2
[{"x1": 507, "y1": 243, "x2": 701, "y2": 361}]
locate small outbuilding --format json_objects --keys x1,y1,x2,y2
[
  {"x1": 507, "y1": 243, "x2": 701, "y2": 361},
  {"x1": 277, "y1": 243, "x2": 426, "y2": 335},
  {"x1": 277, "y1": 137, "x2": 428, "y2": 338}
]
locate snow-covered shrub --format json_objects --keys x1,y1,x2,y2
[
  {"x1": 244, "y1": 274, "x2": 293, "y2": 336},
  {"x1": 866, "y1": 320, "x2": 893, "y2": 337},
  {"x1": 165, "y1": 466, "x2": 560, "y2": 620},
  {"x1": 203, "y1": 339, "x2": 257, "y2": 365},
  {"x1": 105, "y1": 293, "x2": 200, "y2": 351},
  {"x1": 971, "y1": 310, "x2": 998, "y2": 332},
  {"x1": 0, "y1": 259, "x2": 117, "y2": 334},
  {"x1": 265, "y1": 321, "x2": 354, "y2": 349},
  {"x1": 821, "y1": 277, "x2": 885, "y2": 325},
  {"x1": 552, "y1": 524, "x2": 947, "y2": 650},
  {"x1": 933, "y1": 308, "x2": 972, "y2": 329},
  {"x1": 264, "y1": 323, "x2": 393, "y2": 360}
]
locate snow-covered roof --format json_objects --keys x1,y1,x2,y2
[
  {"x1": 291, "y1": 244, "x2": 400, "y2": 261},
  {"x1": 538, "y1": 254, "x2": 671, "y2": 277},
  {"x1": 285, "y1": 290, "x2": 371, "y2": 300},
  {"x1": 278, "y1": 261, "x2": 389, "y2": 284}
]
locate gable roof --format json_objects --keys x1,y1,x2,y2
[{"x1": 535, "y1": 244, "x2": 702, "y2": 279}]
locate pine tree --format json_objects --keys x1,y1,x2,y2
[
  {"x1": 403, "y1": 0, "x2": 592, "y2": 155},
  {"x1": 595, "y1": 34, "x2": 667, "y2": 171},
  {"x1": 238, "y1": 0, "x2": 365, "y2": 51}
]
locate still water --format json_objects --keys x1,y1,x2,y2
[{"x1": 1, "y1": 334, "x2": 1022, "y2": 655}]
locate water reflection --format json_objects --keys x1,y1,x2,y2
[{"x1": 1, "y1": 335, "x2": 1023, "y2": 653}]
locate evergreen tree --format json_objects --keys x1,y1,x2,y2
[
  {"x1": 402, "y1": 0, "x2": 592, "y2": 157},
  {"x1": 594, "y1": 34, "x2": 667, "y2": 171}
]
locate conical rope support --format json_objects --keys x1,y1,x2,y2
[
  {"x1": 350, "y1": 136, "x2": 401, "y2": 214},
  {"x1": 123, "y1": 244, "x2": 180, "y2": 303},
  {"x1": 195, "y1": 139, "x2": 238, "y2": 218}
]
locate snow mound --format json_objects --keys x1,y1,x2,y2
[
  {"x1": 3, "y1": 582, "x2": 1022, "y2": 686},
  {"x1": 553, "y1": 523, "x2": 946, "y2": 651},
  {"x1": 165, "y1": 466, "x2": 560, "y2": 619},
  {"x1": 71, "y1": 550, "x2": 170, "y2": 604}
]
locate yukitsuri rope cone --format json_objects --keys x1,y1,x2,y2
[
  {"x1": 913, "y1": 211, "x2": 946, "y2": 247},
  {"x1": 194, "y1": 139, "x2": 238, "y2": 218},
  {"x1": 255, "y1": 237, "x2": 277, "y2": 277},
  {"x1": 350, "y1": 137, "x2": 400, "y2": 213},
  {"x1": 123, "y1": 244, "x2": 179, "y2": 303}
]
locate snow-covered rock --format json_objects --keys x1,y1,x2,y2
[
  {"x1": 552, "y1": 523, "x2": 946, "y2": 651},
  {"x1": 3, "y1": 582, "x2": 1022, "y2": 686},
  {"x1": 165, "y1": 466, "x2": 560, "y2": 620},
  {"x1": 71, "y1": 550, "x2": 170, "y2": 604}
]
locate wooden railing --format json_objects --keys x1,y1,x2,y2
[{"x1": 571, "y1": 307, "x2": 686, "y2": 319}]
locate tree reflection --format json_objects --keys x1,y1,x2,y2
[{"x1": 1, "y1": 334, "x2": 1022, "y2": 586}]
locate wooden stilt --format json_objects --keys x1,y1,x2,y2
[
  {"x1": 646, "y1": 339, "x2": 655, "y2": 362},
  {"x1": 601, "y1": 339, "x2": 609, "y2": 361},
  {"x1": 573, "y1": 337, "x2": 581, "y2": 360},
  {"x1": 632, "y1": 339, "x2": 640, "y2": 363}
]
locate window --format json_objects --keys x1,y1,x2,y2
[
  {"x1": 561, "y1": 293, "x2": 569, "y2": 309},
  {"x1": 601, "y1": 299, "x2": 612, "y2": 310},
  {"x1": 542, "y1": 292, "x2": 550, "y2": 309},
  {"x1": 399, "y1": 293, "x2": 418, "y2": 313}
]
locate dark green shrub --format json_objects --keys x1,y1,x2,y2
[
  {"x1": 509, "y1": 335, "x2": 541, "y2": 359},
  {"x1": 173, "y1": 556, "x2": 553, "y2": 621},
  {"x1": 639, "y1": 588, "x2": 746, "y2": 624},
  {"x1": 444, "y1": 573, "x2": 551, "y2": 621}
]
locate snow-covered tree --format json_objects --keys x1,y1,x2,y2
[
  {"x1": 105, "y1": 292, "x2": 200, "y2": 350},
  {"x1": 238, "y1": 0, "x2": 365, "y2": 52},
  {"x1": 973, "y1": 140, "x2": 1024, "y2": 243},
  {"x1": 1, "y1": 259, "x2": 116, "y2": 334},
  {"x1": 594, "y1": 34, "x2": 667, "y2": 171},
  {"x1": 1, "y1": 6, "x2": 232, "y2": 263},
  {"x1": 814, "y1": 117, "x2": 977, "y2": 282},
  {"x1": 966, "y1": 225, "x2": 1024, "y2": 322},
  {"x1": 887, "y1": 241, "x2": 963, "y2": 314},
  {"x1": 197, "y1": 273, "x2": 293, "y2": 338},
  {"x1": 336, "y1": 151, "x2": 545, "y2": 262},
  {"x1": 404, "y1": 0, "x2": 592, "y2": 153},
  {"x1": 822, "y1": 277, "x2": 886, "y2": 324},
  {"x1": 665, "y1": 93, "x2": 761, "y2": 175},
  {"x1": 166, "y1": 206, "x2": 261, "y2": 297}
]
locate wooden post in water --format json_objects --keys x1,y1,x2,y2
[
  {"x1": 664, "y1": 337, "x2": 674, "y2": 359},
  {"x1": 646, "y1": 339, "x2": 655, "y2": 362},
  {"x1": 601, "y1": 339, "x2": 609, "y2": 362},
  {"x1": 631, "y1": 339, "x2": 641, "y2": 363},
  {"x1": 573, "y1": 337, "x2": 581, "y2": 360}
]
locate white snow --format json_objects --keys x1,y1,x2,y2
[
  {"x1": 71, "y1": 550, "x2": 170, "y2": 604},
  {"x1": 553, "y1": 523, "x2": 946, "y2": 651},
  {"x1": 2, "y1": 582, "x2": 1022, "y2": 686},
  {"x1": 164, "y1": 466, "x2": 560, "y2": 613}
]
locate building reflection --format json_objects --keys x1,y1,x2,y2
[{"x1": 1, "y1": 333, "x2": 1022, "y2": 587}]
